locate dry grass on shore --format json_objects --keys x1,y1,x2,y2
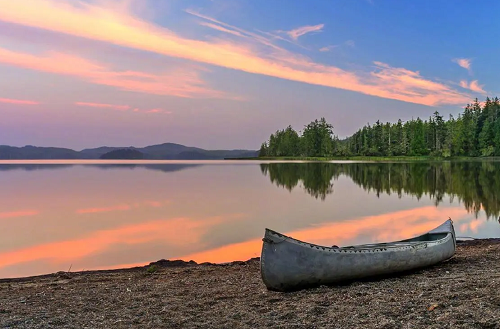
[{"x1": 1, "y1": 239, "x2": 500, "y2": 329}]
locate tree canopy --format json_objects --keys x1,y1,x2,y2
[{"x1": 260, "y1": 97, "x2": 500, "y2": 158}]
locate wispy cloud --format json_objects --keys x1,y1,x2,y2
[
  {"x1": 460, "y1": 80, "x2": 486, "y2": 94},
  {"x1": 453, "y1": 58, "x2": 472, "y2": 71},
  {"x1": 74, "y1": 102, "x2": 172, "y2": 114},
  {"x1": 77, "y1": 204, "x2": 131, "y2": 214},
  {"x1": 345, "y1": 40, "x2": 355, "y2": 47},
  {"x1": 132, "y1": 107, "x2": 172, "y2": 114},
  {"x1": 145, "y1": 108, "x2": 172, "y2": 114},
  {"x1": 319, "y1": 46, "x2": 336, "y2": 52},
  {"x1": 0, "y1": 98, "x2": 39, "y2": 105},
  {"x1": 199, "y1": 21, "x2": 245, "y2": 38},
  {"x1": 189, "y1": 9, "x2": 286, "y2": 51},
  {"x1": 0, "y1": 210, "x2": 38, "y2": 219},
  {"x1": 0, "y1": 47, "x2": 229, "y2": 99},
  {"x1": 286, "y1": 24, "x2": 324, "y2": 40},
  {"x1": 0, "y1": 0, "x2": 471, "y2": 106},
  {"x1": 319, "y1": 40, "x2": 353, "y2": 52},
  {"x1": 75, "y1": 102, "x2": 130, "y2": 111}
]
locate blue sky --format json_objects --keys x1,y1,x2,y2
[{"x1": 0, "y1": 0, "x2": 497, "y2": 149}]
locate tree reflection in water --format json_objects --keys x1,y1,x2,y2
[{"x1": 260, "y1": 161, "x2": 500, "y2": 219}]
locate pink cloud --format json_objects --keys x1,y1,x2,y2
[
  {"x1": 0, "y1": 210, "x2": 38, "y2": 219},
  {"x1": 459, "y1": 220, "x2": 483, "y2": 234},
  {"x1": 190, "y1": 10, "x2": 288, "y2": 51},
  {"x1": 453, "y1": 58, "x2": 472, "y2": 71},
  {"x1": 0, "y1": 47, "x2": 229, "y2": 99},
  {"x1": 76, "y1": 204, "x2": 131, "y2": 214},
  {"x1": 129, "y1": 107, "x2": 172, "y2": 114},
  {"x1": 199, "y1": 22, "x2": 245, "y2": 38},
  {"x1": 319, "y1": 46, "x2": 336, "y2": 52},
  {"x1": 75, "y1": 102, "x2": 130, "y2": 110},
  {"x1": 460, "y1": 80, "x2": 486, "y2": 94},
  {"x1": 0, "y1": 0, "x2": 471, "y2": 106},
  {"x1": 0, "y1": 98, "x2": 39, "y2": 105},
  {"x1": 144, "y1": 108, "x2": 171, "y2": 114},
  {"x1": 286, "y1": 24, "x2": 324, "y2": 40}
]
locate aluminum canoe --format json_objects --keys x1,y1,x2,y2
[{"x1": 261, "y1": 219, "x2": 456, "y2": 292}]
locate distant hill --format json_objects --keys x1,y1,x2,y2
[
  {"x1": 0, "y1": 143, "x2": 257, "y2": 160},
  {"x1": 100, "y1": 149, "x2": 144, "y2": 159},
  {"x1": 0, "y1": 145, "x2": 80, "y2": 159}
]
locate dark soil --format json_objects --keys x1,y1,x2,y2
[{"x1": 1, "y1": 239, "x2": 500, "y2": 328}]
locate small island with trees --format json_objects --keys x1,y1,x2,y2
[{"x1": 258, "y1": 97, "x2": 500, "y2": 159}]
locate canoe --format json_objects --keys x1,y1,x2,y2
[{"x1": 260, "y1": 219, "x2": 456, "y2": 292}]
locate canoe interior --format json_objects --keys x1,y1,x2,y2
[
  {"x1": 402, "y1": 232, "x2": 448, "y2": 242},
  {"x1": 342, "y1": 232, "x2": 449, "y2": 249}
]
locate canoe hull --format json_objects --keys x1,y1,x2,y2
[{"x1": 261, "y1": 220, "x2": 456, "y2": 292}]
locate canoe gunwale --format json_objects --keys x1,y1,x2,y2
[
  {"x1": 260, "y1": 219, "x2": 456, "y2": 291},
  {"x1": 263, "y1": 228, "x2": 452, "y2": 254}
]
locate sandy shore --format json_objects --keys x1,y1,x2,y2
[{"x1": 1, "y1": 239, "x2": 500, "y2": 328}]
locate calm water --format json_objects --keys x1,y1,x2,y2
[{"x1": 1, "y1": 160, "x2": 499, "y2": 278}]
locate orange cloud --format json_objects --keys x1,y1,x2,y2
[
  {"x1": 0, "y1": 210, "x2": 38, "y2": 219},
  {"x1": 0, "y1": 97, "x2": 39, "y2": 105},
  {"x1": 0, "y1": 47, "x2": 228, "y2": 99},
  {"x1": 76, "y1": 204, "x2": 131, "y2": 214},
  {"x1": 180, "y1": 206, "x2": 470, "y2": 264},
  {"x1": 460, "y1": 80, "x2": 486, "y2": 94},
  {"x1": 459, "y1": 220, "x2": 483, "y2": 234},
  {"x1": 0, "y1": 215, "x2": 237, "y2": 271},
  {"x1": 0, "y1": 0, "x2": 471, "y2": 106},
  {"x1": 144, "y1": 108, "x2": 171, "y2": 114},
  {"x1": 286, "y1": 24, "x2": 324, "y2": 40},
  {"x1": 75, "y1": 102, "x2": 130, "y2": 110}
]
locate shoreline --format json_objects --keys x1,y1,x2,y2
[
  {"x1": 0, "y1": 238, "x2": 492, "y2": 283},
  {"x1": 0, "y1": 258, "x2": 260, "y2": 284},
  {"x1": 1, "y1": 239, "x2": 500, "y2": 328},
  {"x1": 226, "y1": 156, "x2": 500, "y2": 162}
]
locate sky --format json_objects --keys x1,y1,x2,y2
[{"x1": 0, "y1": 0, "x2": 498, "y2": 150}]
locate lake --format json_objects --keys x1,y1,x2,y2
[{"x1": 1, "y1": 160, "x2": 499, "y2": 279}]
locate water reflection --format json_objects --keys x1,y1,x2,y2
[
  {"x1": 261, "y1": 162, "x2": 500, "y2": 219},
  {"x1": 0, "y1": 161, "x2": 499, "y2": 278},
  {"x1": 0, "y1": 163, "x2": 202, "y2": 173}
]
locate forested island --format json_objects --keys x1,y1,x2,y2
[{"x1": 259, "y1": 97, "x2": 500, "y2": 158}]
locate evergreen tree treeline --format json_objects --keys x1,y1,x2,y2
[{"x1": 260, "y1": 97, "x2": 500, "y2": 157}]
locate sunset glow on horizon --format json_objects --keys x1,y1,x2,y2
[{"x1": 0, "y1": 0, "x2": 498, "y2": 150}]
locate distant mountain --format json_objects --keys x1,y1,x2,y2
[
  {"x1": 0, "y1": 145, "x2": 80, "y2": 159},
  {"x1": 79, "y1": 146, "x2": 125, "y2": 159},
  {"x1": 100, "y1": 149, "x2": 144, "y2": 159},
  {"x1": 0, "y1": 143, "x2": 257, "y2": 160}
]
